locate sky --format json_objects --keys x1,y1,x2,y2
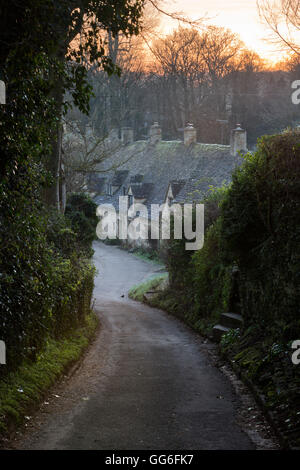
[{"x1": 161, "y1": 0, "x2": 284, "y2": 62}]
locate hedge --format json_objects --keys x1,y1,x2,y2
[{"x1": 0, "y1": 167, "x2": 96, "y2": 377}]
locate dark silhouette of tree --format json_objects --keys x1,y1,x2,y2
[{"x1": 0, "y1": 0, "x2": 144, "y2": 209}]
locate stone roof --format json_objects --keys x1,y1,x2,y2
[
  {"x1": 111, "y1": 170, "x2": 129, "y2": 187},
  {"x1": 92, "y1": 140, "x2": 243, "y2": 210},
  {"x1": 87, "y1": 175, "x2": 107, "y2": 194},
  {"x1": 129, "y1": 182, "x2": 154, "y2": 199},
  {"x1": 130, "y1": 174, "x2": 144, "y2": 184}
]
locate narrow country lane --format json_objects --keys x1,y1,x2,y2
[{"x1": 15, "y1": 242, "x2": 256, "y2": 450}]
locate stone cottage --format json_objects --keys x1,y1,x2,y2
[{"x1": 88, "y1": 123, "x2": 247, "y2": 249}]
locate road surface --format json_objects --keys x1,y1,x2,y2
[{"x1": 16, "y1": 242, "x2": 256, "y2": 450}]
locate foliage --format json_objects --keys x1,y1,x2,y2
[
  {"x1": 165, "y1": 129, "x2": 300, "y2": 338},
  {"x1": 0, "y1": 0, "x2": 144, "y2": 210},
  {"x1": 164, "y1": 222, "x2": 194, "y2": 291},
  {"x1": 164, "y1": 188, "x2": 233, "y2": 331},
  {"x1": 0, "y1": 312, "x2": 98, "y2": 438},
  {"x1": 192, "y1": 219, "x2": 233, "y2": 319},
  {"x1": 130, "y1": 247, "x2": 163, "y2": 265},
  {"x1": 128, "y1": 274, "x2": 168, "y2": 302},
  {"x1": 0, "y1": 0, "x2": 142, "y2": 437},
  {"x1": 220, "y1": 326, "x2": 300, "y2": 447},
  {"x1": 220, "y1": 328, "x2": 241, "y2": 348},
  {"x1": 0, "y1": 1, "x2": 144, "y2": 378},
  {"x1": 203, "y1": 183, "x2": 230, "y2": 230},
  {"x1": 221, "y1": 129, "x2": 300, "y2": 337},
  {"x1": 0, "y1": 168, "x2": 95, "y2": 377},
  {"x1": 65, "y1": 193, "x2": 98, "y2": 254}
]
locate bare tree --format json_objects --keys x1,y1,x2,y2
[
  {"x1": 150, "y1": 26, "x2": 243, "y2": 134},
  {"x1": 257, "y1": 0, "x2": 300, "y2": 55},
  {"x1": 62, "y1": 119, "x2": 122, "y2": 192},
  {"x1": 151, "y1": 28, "x2": 207, "y2": 129},
  {"x1": 199, "y1": 26, "x2": 243, "y2": 82},
  {"x1": 147, "y1": 0, "x2": 205, "y2": 28},
  {"x1": 62, "y1": 117, "x2": 145, "y2": 193},
  {"x1": 236, "y1": 49, "x2": 266, "y2": 72}
]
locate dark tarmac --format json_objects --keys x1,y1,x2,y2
[{"x1": 16, "y1": 242, "x2": 254, "y2": 450}]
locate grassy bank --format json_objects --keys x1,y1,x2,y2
[
  {"x1": 0, "y1": 312, "x2": 98, "y2": 441},
  {"x1": 129, "y1": 274, "x2": 168, "y2": 302},
  {"x1": 130, "y1": 249, "x2": 164, "y2": 266},
  {"x1": 219, "y1": 328, "x2": 300, "y2": 449},
  {"x1": 129, "y1": 275, "x2": 217, "y2": 337}
]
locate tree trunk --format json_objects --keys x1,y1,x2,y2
[
  {"x1": 60, "y1": 161, "x2": 67, "y2": 213},
  {"x1": 42, "y1": 65, "x2": 64, "y2": 211}
]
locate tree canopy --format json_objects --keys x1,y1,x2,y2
[{"x1": 0, "y1": 0, "x2": 144, "y2": 175}]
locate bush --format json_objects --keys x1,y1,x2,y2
[
  {"x1": 0, "y1": 171, "x2": 95, "y2": 378},
  {"x1": 164, "y1": 188, "x2": 233, "y2": 329},
  {"x1": 65, "y1": 193, "x2": 98, "y2": 255},
  {"x1": 221, "y1": 130, "x2": 300, "y2": 338},
  {"x1": 192, "y1": 218, "x2": 232, "y2": 319},
  {"x1": 164, "y1": 130, "x2": 300, "y2": 340},
  {"x1": 217, "y1": 130, "x2": 300, "y2": 448}
]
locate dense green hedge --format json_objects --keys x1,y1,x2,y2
[
  {"x1": 65, "y1": 193, "x2": 98, "y2": 256},
  {"x1": 165, "y1": 184, "x2": 234, "y2": 330},
  {"x1": 166, "y1": 130, "x2": 300, "y2": 338},
  {"x1": 0, "y1": 171, "x2": 96, "y2": 377},
  {"x1": 221, "y1": 130, "x2": 300, "y2": 339}
]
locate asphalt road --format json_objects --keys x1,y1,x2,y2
[{"x1": 16, "y1": 242, "x2": 255, "y2": 450}]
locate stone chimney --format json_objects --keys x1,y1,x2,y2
[
  {"x1": 121, "y1": 127, "x2": 134, "y2": 145},
  {"x1": 149, "y1": 122, "x2": 162, "y2": 145},
  {"x1": 230, "y1": 124, "x2": 247, "y2": 156},
  {"x1": 184, "y1": 123, "x2": 197, "y2": 146}
]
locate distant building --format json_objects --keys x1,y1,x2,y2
[{"x1": 87, "y1": 123, "x2": 247, "y2": 249}]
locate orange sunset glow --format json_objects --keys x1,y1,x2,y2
[{"x1": 161, "y1": 0, "x2": 285, "y2": 62}]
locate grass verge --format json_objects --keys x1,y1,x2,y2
[
  {"x1": 130, "y1": 249, "x2": 164, "y2": 266},
  {"x1": 129, "y1": 275, "x2": 218, "y2": 337},
  {"x1": 128, "y1": 274, "x2": 168, "y2": 302},
  {"x1": 0, "y1": 312, "x2": 98, "y2": 441}
]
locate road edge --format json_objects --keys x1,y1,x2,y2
[{"x1": 0, "y1": 311, "x2": 99, "y2": 447}]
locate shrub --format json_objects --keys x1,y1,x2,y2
[
  {"x1": 192, "y1": 218, "x2": 233, "y2": 319},
  {"x1": 221, "y1": 130, "x2": 300, "y2": 338},
  {"x1": 165, "y1": 188, "x2": 233, "y2": 327},
  {"x1": 154, "y1": 131, "x2": 300, "y2": 446},
  {"x1": 0, "y1": 171, "x2": 95, "y2": 378},
  {"x1": 164, "y1": 130, "x2": 300, "y2": 340},
  {"x1": 65, "y1": 192, "x2": 98, "y2": 252}
]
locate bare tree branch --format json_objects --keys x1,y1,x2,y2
[{"x1": 257, "y1": 0, "x2": 300, "y2": 55}]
